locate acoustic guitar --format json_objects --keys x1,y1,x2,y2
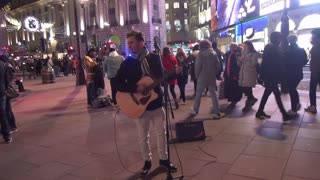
[{"x1": 116, "y1": 54, "x2": 194, "y2": 119}]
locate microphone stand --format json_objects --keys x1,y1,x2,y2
[{"x1": 154, "y1": 41, "x2": 184, "y2": 180}]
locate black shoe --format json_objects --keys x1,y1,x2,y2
[
  {"x1": 283, "y1": 113, "x2": 293, "y2": 123},
  {"x1": 4, "y1": 136, "x2": 13, "y2": 144},
  {"x1": 256, "y1": 111, "x2": 271, "y2": 119},
  {"x1": 159, "y1": 159, "x2": 177, "y2": 173},
  {"x1": 140, "y1": 160, "x2": 152, "y2": 175}
]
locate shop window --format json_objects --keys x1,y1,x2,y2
[
  {"x1": 166, "y1": 21, "x2": 171, "y2": 31},
  {"x1": 184, "y1": 3, "x2": 187, "y2": 9}
]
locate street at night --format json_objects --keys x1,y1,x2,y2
[{"x1": 0, "y1": 74, "x2": 320, "y2": 180}]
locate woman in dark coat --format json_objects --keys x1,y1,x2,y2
[
  {"x1": 223, "y1": 43, "x2": 242, "y2": 108},
  {"x1": 176, "y1": 48, "x2": 189, "y2": 105}
]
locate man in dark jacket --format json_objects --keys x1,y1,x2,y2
[
  {"x1": 0, "y1": 55, "x2": 12, "y2": 143},
  {"x1": 305, "y1": 28, "x2": 320, "y2": 113},
  {"x1": 285, "y1": 35, "x2": 308, "y2": 115},
  {"x1": 116, "y1": 30, "x2": 179, "y2": 176},
  {"x1": 256, "y1": 32, "x2": 292, "y2": 121}
]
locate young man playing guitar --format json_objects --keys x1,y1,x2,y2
[{"x1": 116, "y1": 30, "x2": 181, "y2": 175}]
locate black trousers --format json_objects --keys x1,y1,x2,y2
[
  {"x1": 169, "y1": 84, "x2": 177, "y2": 99},
  {"x1": 288, "y1": 78, "x2": 301, "y2": 111},
  {"x1": 110, "y1": 77, "x2": 118, "y2": 104},
  {"x1": 178, "y1": 82, "x2": 186, "y2": 102},
  {"x1": 242, "y1": 87, "x2": 254, "y2": 99},
  {"x1": 257, "y1": 82, "x2": 287, "y2": 115},
  {"x1": 309, "y1": 72, "x2": 320, "y2": 106}
]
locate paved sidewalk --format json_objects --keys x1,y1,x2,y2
[{"x1": 1, "y1": 75, "x2": 320, "y2": 180}]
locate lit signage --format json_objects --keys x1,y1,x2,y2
[
  {"x1": 260, "y1": 0, "x2": 288, "y2": 16},
  {"x1": 23, "y1": 16, "x2": 40, "y2": 32},
  {"x1": 299, "y1": 0, "x2": 320, "y2": 6}
]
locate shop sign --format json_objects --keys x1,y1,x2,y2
[
  {"x1": 241, "y1": 0, "x2": 260, "y2": 20},
  {"x1": 299, "y1": 0, "x2": 320, "y2": 6},
  {"x1": 260, "y1": 0, "x2": 286, "y2": 16},
  {"x1": 23, "y1": 16, "x2": 40, "y2": 32}
]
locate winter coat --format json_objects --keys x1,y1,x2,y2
[
  {"x1": 176, "y1": 53, "x2": 189, "y2": 85},
  {"x1": 310, "y1": 45, "x2": 320, "y2": 75},
  {"x1": 261, "y1": 43, "x2": 285, "y2": 84},
  {"x1": 237, "y1": 51, "x2": 259, "y2": 87},
  {"x1": 84, "y1": 56, "x2": 97, "y2": 83},
  {"x1": 103, "y1": 51, "x2": 124, "y2": 79},
  {"x1": 195, "y1": 48, "x2": 220, "y2": 87},
  {"x1": 284, "y1": 44, "x2": 308, "y2": 81},
  {"x1": 162, "y1": 55, "x2": 178, "y2": 85},
  {"x1": 189, "y1": 50, "x2": 199, "y2": 81}
]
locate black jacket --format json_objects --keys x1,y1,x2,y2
[
  {"x1": 285, "y1": 44, "x2": 308, "y2": 80},
  {"x1": 116, "y1": 52, "x2": 165, "y2": 111},
  {"x1": 0, "y1": 61, "x2": 9, "y2": 97},
  {"x1": 261, "y1": 44, "x2": 285, "y2": 84}
]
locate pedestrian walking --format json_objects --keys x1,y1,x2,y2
[
  {"x1": 256, "y1": 32, "x2": 292, "y2": 121},
  {"x1": 305, "y1": 28, "x2": 320, "y2": 113},
  {"x1": 175, "y1": 47, "x2": 189, "y2": 105},
  {"x1": 285, "y1": 35, "x2": 308, "y2": 115},
  {"x1": 190, "y1": 40, "x2": 225, "y2": 119},
  {"x1": 162, "y1": 46, "x2": 179, "y2": 109},
  {"x1": 237, "y1": 41, "x2": 259, "y2": 112}
]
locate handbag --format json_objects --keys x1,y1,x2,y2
[{"x1": 6, "y1": 84, "x2": 19, "y2": 99}]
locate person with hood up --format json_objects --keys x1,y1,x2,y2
[
  {"x1": 103, "y1": 42, "x2": 124, "y2": 104},
  {"x1": 190, "y1": 40, "x2": 225, "y2": 119}
]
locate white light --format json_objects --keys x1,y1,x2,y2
[
  {"x1": 143, "y1": 10, "x2": 148, "y2": 23},
  {"x1": 80, "y1": 31, "x2": 84, "y2": 35},
  {"x1": 73, "y1": 31, "x2": 76, "y2": 35},
  {"x1": 0, "y1": 24, "x2": 5, "y2": 27},
  {"x1": 104, "y1": 22, "x2": 110, "y2": 26},
  {"x1": 120, "y1": 15, "x2": 124, "y2": 26}
]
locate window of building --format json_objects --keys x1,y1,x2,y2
[
  {"x1": 166, "y1": 20, "x2": 171, "y2": 31},
  {"x1": 108, "y1": 0, "x2": 117, "y2": 26},
  {"x1": 166, "y1": 13, "x2": 169, "y2": 18},
  {"x1": 165, "y1": 3, "x2": 169, "y2": 9},
  {"x1": 184, "y1": 19, "x2": 188, "y2": 25},
  {"x1": 174, "y1": 19, "x2": 181, "y2": 31},
  {"x1": 184, "y1": 3, "x2": 187, "y2": 9},
  {"x1": 129, "y1": 0, "x2": 139, "y2": 24},
  {"x1": 173, "y1": 2, "x2": 179, "y2": 9}
]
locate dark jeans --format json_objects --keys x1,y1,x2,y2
[
  {"x1": 257, "y1": 82, "x2": 287, "y2": 115},
  {"x1": 6, "y1": 98, "x2": 17, "y2": 129},
  {"x1": 288, "y1": 78, "x2": 301, "y2": 111},
  {"x1": 242, "y1": 87, "x2": 254, "y2": 100},
  {"x1": 110, "y1": 77, "x2": 118, "y2": 104},
  {"x1": 0, "y1": 96, "x2": 10, "y2": 139},
  {"x1": 178, "y1": 83, "x2": 186, "y2": 102},
  {"x1": 169, "y1": 84, "x2": 177, "y2": 99},
  {"x1": 193, "y1": 79, "x2": 197, "y2": 95},
  {"x1": 309, "y1": 73, "x2": 320, "y2": 106},
  {"x1": 86, "y1": 82, "x2": 96, "y2": 106}
]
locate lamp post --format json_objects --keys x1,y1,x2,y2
[
  {"x1": 80, "y1": 0, "x2": 88, "y2": 51},
  {"x1": 73, "y1": 0, "x2": 86, "y2": 86},
  {"x1": 237, "y1": 6, "x2": 247, "y2": 43}
]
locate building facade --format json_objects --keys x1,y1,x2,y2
[
  {"x1": 4, "y1": 0, "x2": 166, "y2": 57},
  {"x1": 165, "y1": 0, "x2": 189, "y2": 44}
]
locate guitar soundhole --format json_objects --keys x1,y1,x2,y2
[{"x1": 140, "y1": 95, "x2": 151, "y2": 105}]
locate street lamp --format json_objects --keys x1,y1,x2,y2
[
  {"x1": 237, "y1": 6, "x2": 247, "y2": 43},
  {"x1": 80, "y1": 0, "x2": 89, "y2": 51}
]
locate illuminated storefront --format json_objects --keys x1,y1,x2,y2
[{"x1": 211, "y1": 0, "x2": 320, "y2": 53}]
